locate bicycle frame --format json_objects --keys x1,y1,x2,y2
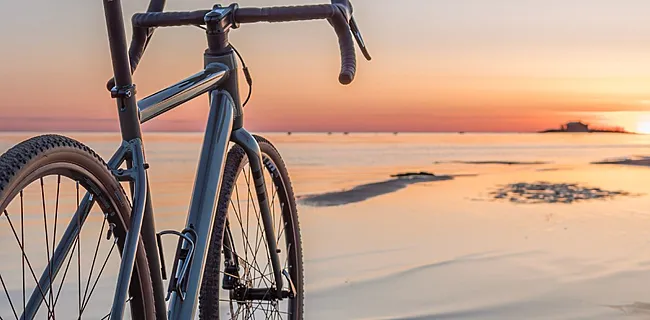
[
  {"x1": 21, "y1": 1, "x2": 283, "y2": 319},
  {"x1": 104, "y1": 0, "x2": 287, "y2": 318}
]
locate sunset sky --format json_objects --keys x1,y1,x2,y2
[{"x1": 3, "y1": 0, "x2": 650, "y2": 132}]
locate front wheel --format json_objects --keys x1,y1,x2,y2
[
  {"x1": 199, "y1": 135, "x2": 304, "y2": 320},
  {"x1": 0, "y1": 135, "x2": 155, "y2": 319}
]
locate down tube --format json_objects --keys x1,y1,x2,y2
[{"x1": 167, "y1": 90, "x2": 234, "y2": 319}]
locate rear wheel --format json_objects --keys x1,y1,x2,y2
[
  {"x1": 199, "y1": 135, "x2": 304, "y2": 320},
  {"x1": 0, "y1": 135, "x2": 155, "y2": 319}
]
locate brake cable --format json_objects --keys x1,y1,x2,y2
[
  {"x1": 194, "y1": 25, "x2": 253, "y2": 107},
  {"x1": 230, "y1": 44, "x2": 253, "y2": 107}
]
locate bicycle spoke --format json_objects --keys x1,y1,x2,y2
[
  {"x1": 80, "y1": 240, "x2": 117, "y2": 313},
  {"x1": 20, "y1": 191, "x2": 25, "y2": 314},
  {"x1": 3, "y1": 210, "x2": 52, "y2": 312},
  {"x1": 230, "y1": 198, "x2": 252, "y2": 256},
  {"x1": 224, "y1": 250, "x2": 270, "y2": 285},
  {"x1": 244, "y1": 167, "x2": 252, "y2": 279},
  {"x1": 268, "y1": 305, "x2": 281, "y2": 318},
  {"x1": 250, "y1": 206, "x2": 272, "y2": 288},
  {"x1": 243, "y1": 303, "x2": 251, "y2": 320},
  {"x1": 262, "y1": 302, "x2": 291, "y2": 316},
  {"x1": 238, "y1": 301, "x2": 291, "y2": 320},
  {"x1": 247, "y1": 272, "x2": 275, "y2": 283},
  {"x1": 255, "y1": 302, "x2": 289, "y2": 318},
  {"x1": 270, "y1": 304, "x2": 291, "y2": 316},
  {"x1": 81, "y1": 217, "x2": 107, "y2": 306},
  {"x1": 50, "y1": 176, "x2": 62, "y2": 319},
  {"x1": 271, "y1": 188, "x2": 279, "y2": 236},
  {"x1": 52, "y1": 177, "x2": 61, "y2": 287},
  {"x1": 232, "y1": 180, "x2": 246, "y2": 270},
  {"x1": 255, "y1": 256, "x2": 272, "y2": 289},
  {"x1": 264, "y1": 174, "x2": 281, "y2": 288},
  {"x1": 230, "y1": 200, "x2": 257, "y2": 273},
  {"x1": 243, "y1": 168, "x2": 271, "y2": 288},
  {"x1": 0, "y1": 273, "x2": 19, "y2": 320},
  {"x1": 275, "y1": 224, "x2": 286, "y2": 248},
  {"x1": 76, "y1": 181, "x2": 81, "y2": 318},
  {"x1": 245, "y1": 301, "x2": 266, "y2": 320},
  {"x1": 52, "y1": 237, "x2": 79, "y2": 309},
  {"x1": 252, "y1": 238, "x2": 270, "y2": 288},
  {"x1": 222, "y1": 243, "x2": 273, "y2": 284},
  {"x1": 40, "y1": 178, "x2": 56, "y2": 318},
  {"x1": 232, "y1": 303, "x2": 244, "y2": 319},
  {"x1": 233, "y1": 189, "x2": 260, "y2": 282},
  {"x1": 240, "y1": 168, "x2": 263, "y2": 282},
  {"x1": 226, "y1": 301, "x2": 292, "y2": 320},
  {"x1": 221, "y1": 156, "x2": 295, "y2": 320},
  {"x1": 271, "y1": 301, "x2": 290, "y2": 319},
  {"x1": 257, "y1": 301, "x2": 272, "y2": 319},
  {"x1": 255, "y1": 222, "x2": 273, "y2": 286},
  {"x1": 220, "y1": 269, "x2": 241, "y2": 280},
  {"x1": 229, "y1": 208, "x2": 271, "y2": 285},
  {"x1": 234, "y1": 175, "x2": 244, "y2": 257},
  {"x1": 270, "y1": 186, "x2": 283, "y2": 248}
]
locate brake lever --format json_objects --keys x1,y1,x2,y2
[{"x1": 349, "y1": 16, "x2": 371, "y2": 61}]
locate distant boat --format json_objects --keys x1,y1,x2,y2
[
  {"x1": 327, "y1": 132, "x2": 333, "y2": 135},
  {"x1": 287, "y1": 132, "x2": 292, "y2": 136},
  {"x1": 343, "y1": 132, "x2": 350, "y2": 135},
  {"x1": 393, "y1": 132, "x2": 399, "y2": 135},
  {"x1": 459, "y1": 131, "x2": 466, "y2": 134}
]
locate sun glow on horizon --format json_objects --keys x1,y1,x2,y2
[
  {"x1": 636, "y1": 121, "x2": 650, "y2": 134},
  {"x1": 599, "y1": 111, "x2": 650, "y2": 134}
]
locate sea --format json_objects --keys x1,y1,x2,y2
[{"x1": 2, "y1": 132, "x2": 650, "y2": 319}]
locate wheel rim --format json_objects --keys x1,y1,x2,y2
[
  {"x1": 0, "y1": 169, "x2": 134, "y2": 319},
  {"x1": 220, "y1": 155, "x2": 297, "y2": 320}
]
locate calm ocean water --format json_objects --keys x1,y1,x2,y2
[{"x1": 2, "y1": 132, "x2": 650, "y2": 319}]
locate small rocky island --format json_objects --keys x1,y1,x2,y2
[
  {"x1": 491, "y1": 182, "x2": 634, "y2": 204},
  {"x1": 539, "y1": 121, "x2": 631, "y2": 134}
]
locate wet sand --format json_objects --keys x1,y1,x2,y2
[
  {"x1": 489, "y1": 182, "x2": 635, "y2": 204},
  {"x1": 593, "y1": 156, "x2": 650, "y2": 167},
  {"x1": 299, "y1": 173, "x2": 456, "y2": 207},
  {"x1": 436, "y1": 160, "x2": 550, "y2": 165},
  {"x1": 300, "y1": 163, "x2": 650, "y2": 319}
]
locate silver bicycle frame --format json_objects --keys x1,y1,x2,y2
[
  {"x1": 164, "y1": 89, "x2": 234, "y2": 318},
  {"x1": 19, "y1": 1, "x2": 286, "y2": 318},
  {"x1": 21, "y1": 61, "x2": 284, "y2": 320}
]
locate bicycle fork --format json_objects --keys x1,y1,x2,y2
[
  {"x1": 164, "y1": 90, "x2": 290, "y2": 319},
  {"x1": 228, "y1": 129, "x2": 286, "y2": 298}
]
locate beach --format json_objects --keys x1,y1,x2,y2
[{"x1": 2, "y1": 132, "x2": 650, "y2": 319}]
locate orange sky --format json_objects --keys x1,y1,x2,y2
[{"x1": 3, "y1": 0, "x2": 650, "y2": 132}]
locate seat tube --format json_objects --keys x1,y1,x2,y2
[{"x1": 102, "y1": 0, "x2": 143, "y2": 141}]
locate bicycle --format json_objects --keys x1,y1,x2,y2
[{"x1": 0, "y1": 0, "x2": 370, "y2": 318}]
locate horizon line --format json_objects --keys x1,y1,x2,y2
[{"x1": 0, "y1": 130, "x2": 643, "y2": 134}]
